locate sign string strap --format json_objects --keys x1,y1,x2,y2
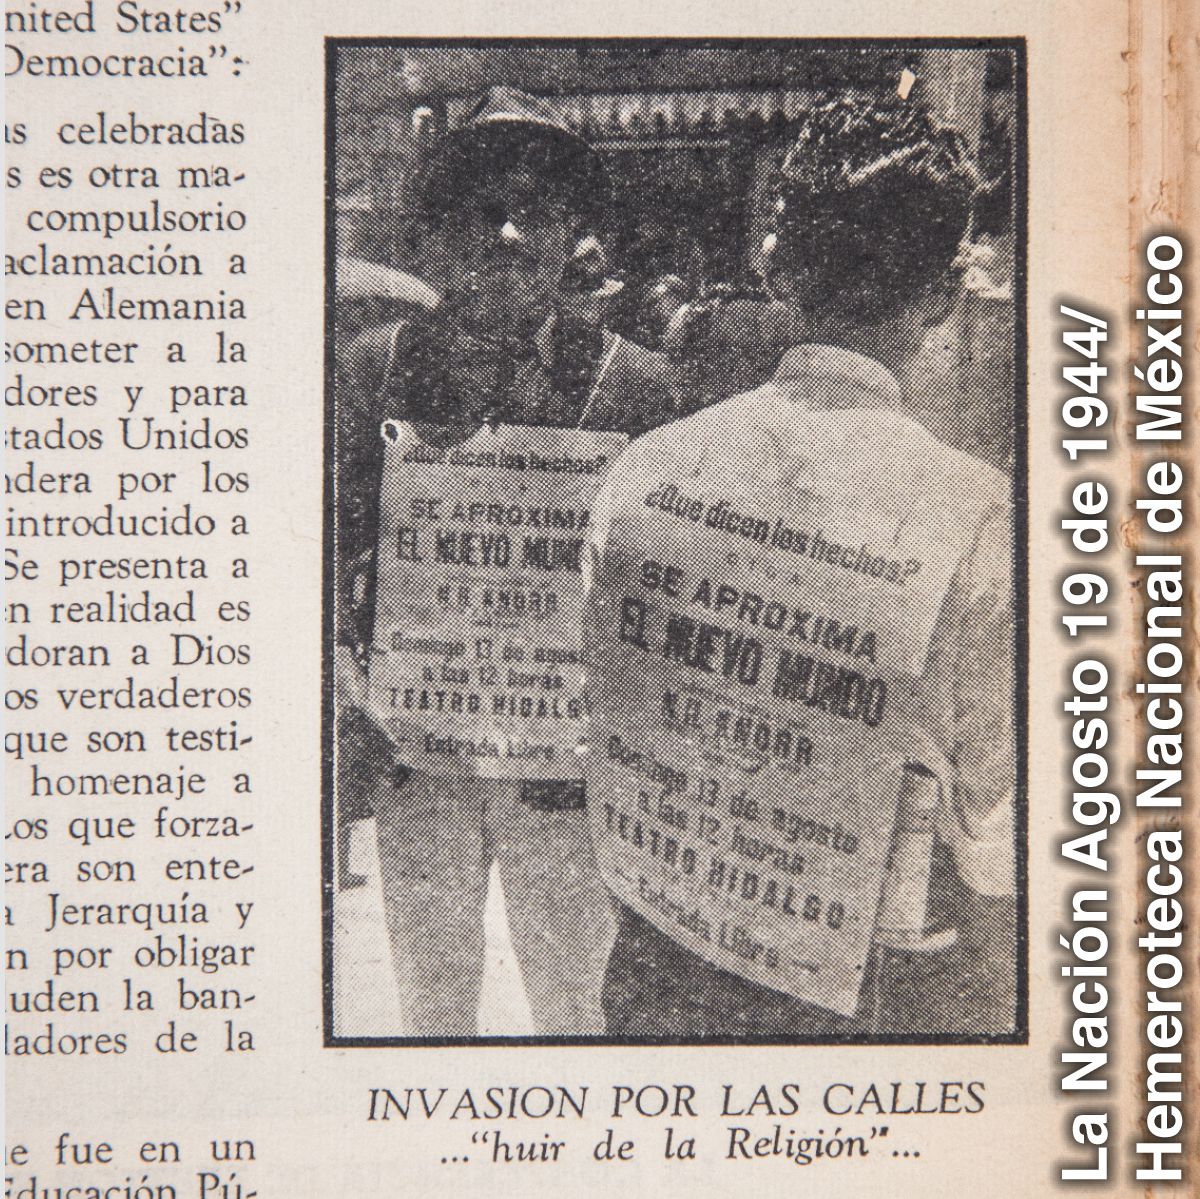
[{"x1": 575, "y1": 332, "x2": 622, "y2": 430}]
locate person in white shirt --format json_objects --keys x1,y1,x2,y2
[
  {"x1": 587, "y1": 93, "x2": 1018, "y2": 1038},
  {"x1": 337, "y1": 88, "x2": 677, "y2": 1036}
]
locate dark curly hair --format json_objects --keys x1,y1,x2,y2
[{"x1": 770, "y1": 95, "x2": 979, "y2": 324}]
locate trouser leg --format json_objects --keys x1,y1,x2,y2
[
  {"x1": 493, "y1": 789, "x2": 616, "y2": 1035},
  {"x1": 602, "y1": 903, "x2": 864, "y2": 1038},
  {"x1": 374, "y1": 770, "x2": 489, "y2": 1036}
]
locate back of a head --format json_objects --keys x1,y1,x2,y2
[{"x1": 770, "y1": 95, "x2": 978, "y2": 325}]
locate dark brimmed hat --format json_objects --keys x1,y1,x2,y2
[{"x1": 415, "y1": 86, "x2": 610, "y2": 219}]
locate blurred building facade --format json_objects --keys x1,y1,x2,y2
[{"x1": 332, "y1": 43, "x2": 1019, "y2": 469}]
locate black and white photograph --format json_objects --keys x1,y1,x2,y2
[{"x1": 323, "y1": 38, "x2": 1026, "y2": 1046}]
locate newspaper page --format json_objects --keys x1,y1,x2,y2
[{"x1": 4, "y1": 3, "x2": 1196, "y2": 1197}]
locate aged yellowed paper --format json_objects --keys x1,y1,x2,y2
[{"x1": 4, "y1": 2, "x2": 1195, "y2": 1195}]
